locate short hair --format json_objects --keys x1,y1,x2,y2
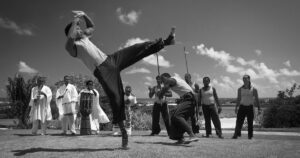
[
  {"x1": 243, "y1": 74, "x2": 251, "y2": 80},
  {"x1": 161, "y1": 73, "x2": 171, "y2": 78},
  {"x1": 184, "y1": 73, "x2": 191, "y2": 78},
  {"x1": 64, "y1": 22, "x2": 72, "y2": 36},
  {"x1": 64, "y1": 75, "x2": 70, "y2": 79},
  {"x1": 203, "y1": 76, "x2": 210, "y2": 82},
  {"x1": 85, "y1": 80, "x2": 94, "y2": 86},
  {"x1": 37, "y1": 76, "x2": 46, "y2": 83}
]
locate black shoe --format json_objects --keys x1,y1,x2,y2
[
  {"x1": 248, "y1": 136, "x2": 253, "y2": 140},
  {"x1": 150, "y1": 133, "x2": 158, "y2": 136},
  {"x1": 217, "y1": 134, "x2": 224, "y2": 139},
  {"x1": 175, "y1": 138, "x2": 185, "y2": 144},
  {"x1": 232, "y1": 135, "x2": 238, "y2": 139},
  {"x1": 202, "y1": 134, "x2": 210, "y2": 138},
  {"x1": 164, "y1": 27, "x2": 176, "y2": 46},
  {"x1": 71, "y1": 132, "x2": 76, "y2": 136}
]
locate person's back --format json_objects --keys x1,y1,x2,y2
[{"x1": 170, "y1": 76, "x2": 193, "y2": 97}]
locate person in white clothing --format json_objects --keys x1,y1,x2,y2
[
  {"x1": 232, "y1": 75, "x2": 261, "y2": 139},
  {"x1": 79, "y1": 80, "x2": 110, "y2": 135},
  {"x1": 56, "y1": 75, "x2": 78, "y2": 135},
  {"x1": 29, "y1": 77, "x2": 52, "y2": 135}
]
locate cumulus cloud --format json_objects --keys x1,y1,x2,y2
[
  {"x1": 116, "y1": 7, "x2": 141, "y2": 25},
  {"x1": 120, "y1": 38, "x2": 172, "y2": 68},
  {"x1": 193, "y1": 44, "x2": 300, "y2": 84},
  {"x1": 119, "y1": 37, "x2": 149, "y2": 49},
  {"x1": 255, "y1": 49, "x2": 262, "y2": 56},
  {"x1": 125, "y1": 67, "x2": 151, "y2": 74},
  {"x1": 145, "y1": 76, "x2": 154, "y2": 82},
  {"x1": 283, "y1": 60, "x2": 291, "y2": 67},
  {"x1": 18, "y1": 61, "x2": 38, "y2": 74},
  {"x1": 0, "y1": 17, "x2": 34, "y2": 36},
  {"x1": 279, "y1": 68, "x2": 300, "y2": 76},
  {"x1": 142, "y1": 54, "x2": 172, "y2": 68}
]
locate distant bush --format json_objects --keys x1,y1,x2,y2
[{"x1": 262, "y1": 104, "x2": 300, "y2": 128}]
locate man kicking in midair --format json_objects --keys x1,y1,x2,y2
[{"x1": 64, "y1": 11, "x2": 175, "y2": 149}]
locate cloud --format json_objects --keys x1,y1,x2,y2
[
  {"x1": 116, "y1": 7, "x2": 141, "y2": 25},
  {"x1": 142, "y1": 54, "x2": 172, "y2": 68},
  {"x1": 145, "y1": 76, "x2": 154, "y2": 82},
  {"x1": 279, "y1": 68, "x2": 300, "y2": 76},
  {"x1": 119, "y1": 37, "x2": 149, "y2": 49},
  {"x1": 283, "y1": 60, "x2": 291, "y2": 67},
  {"x1": 193, "y1": 44, "x2": 283, "y2": 83},
  {"x1": 119, "y1": 38, "x2": 172, "y2": 68},
  {"x1": 18, "y1": 61, "x2": 38, "y2": 74},
  {"x1": 144, "y1": 82, "x2": 152, "y2": 86},
  {"x1": 0, "y1": 17, "x2": 34, "y2": 36},
  {"x1": 125, "y1": 67, "x2": 151, "y2": 74},
  {"x1": 255, "y1": 49, "x2": 262, "y2": 56},
  {"x1": 194, "y1": 44, "x2": 235, "y2": 66}
]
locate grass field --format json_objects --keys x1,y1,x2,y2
[{"x1": 0, "y1": 129, "x2": 299, "y2": 158}]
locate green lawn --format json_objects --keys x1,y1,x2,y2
[{"x1": 0, "y1": 129, "x2": 299, "y2": 158}]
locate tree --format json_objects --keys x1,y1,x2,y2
[{"x1": 6, "y1": 74, "x2": 39, "y2": 128}]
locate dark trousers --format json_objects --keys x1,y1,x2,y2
[
  {"x1": 234, "y1": 105, "x2": 254, "y2": 138},
  {"x1": 151, "y1": 101, "x2": 170, "y2": 135},
  {"x1": 202, "y1": 104, "x2": 222, "y2": 136},
  {"x1": 169, "y1": 94, "x2": 195, "y2": 140},
  {"x1": 94, "y1": 40, "x2": 164, "y2": 124}
]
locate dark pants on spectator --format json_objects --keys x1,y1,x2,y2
[
  {"x1": 93, "y1": 40, "x2": 164, "y2": 124},
  {"x1": 234, "y1": 105, "x2": 254, "y2": 138},
  {"x1": 169, "y1": 93, "x2": 195, "y2": 140},
  {"x1": 202, "y1": 104, "x2": 222, "y2": 136},
  {"x1": 151, "y1": 101, "x2": 170, "y2": 135}
]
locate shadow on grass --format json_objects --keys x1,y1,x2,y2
[
  {"x1": 12, "y1": 147, "x2": 121, "y2": 156},
  {"x1": 134, "y1": 141, "x2": 193, "y2": 147},
  {"x1": 13, "y1": 134, "x2": 36, "y2": 137}
]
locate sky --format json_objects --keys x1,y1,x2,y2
[{"x1": 0, "y1": 0, "x2": 300, "y2": 98}]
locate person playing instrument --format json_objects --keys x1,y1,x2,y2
[
  {"x1": 149, "y1": 75, "x2": 172, "y2": 136},
  {"x1": 199, "y1": 77, "x2": 223, "y2": 139},
  {"x1": 78, "y1": 80, "x2": 110, "y2": 135},
  {"x1": 159, "y1": 73, "x2": 199, "y2": 144},
  {"x1": 232, "y1": 75, "x2": 261, "y2": 139},
  {"x1": 29, "y1": 77, "x2": 52, "y2": 135},
  {"x1": 56, "y1": 75, "x2": 78, "y2": 135},
  {"x1": 64, "y1": 10, "x2": 175, "y2": 149}
]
